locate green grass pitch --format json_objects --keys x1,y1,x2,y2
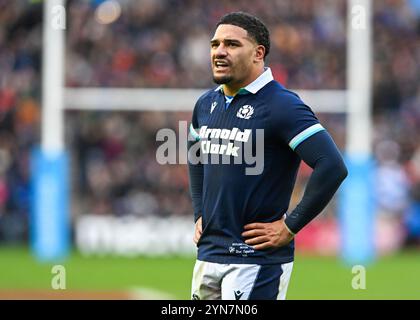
[{"x1": 0, "y1": 246, "x2": 419, "y2": 299}]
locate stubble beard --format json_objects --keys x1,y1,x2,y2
[{"x1": 213, "y1": 75, "x2": 234, "y2": 85}]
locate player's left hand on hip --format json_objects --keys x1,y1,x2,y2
[{"x1": 242, "y1": 216, "x2": 294, "y2": 250}]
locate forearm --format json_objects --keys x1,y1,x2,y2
[
  {"x1": 188, "y1": 140, "x2": 203, "y2": 222},
  {"x1": 284, "y1": 131, "x2": 348, "y2": 234}
]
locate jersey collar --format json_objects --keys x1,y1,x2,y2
[{"x1": 214, "y1": 67, "x2": 274, "y2": 95}]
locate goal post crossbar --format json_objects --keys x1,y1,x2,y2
[{"x1": 64, "y1": 88, "x2": 347, "y2": 113}]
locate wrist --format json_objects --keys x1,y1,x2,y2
[
  {"x1": 283, "y1": 220, "x2": 296, "y2": 237},
  {"x1": 194, "y1": 213, "x2": 202, "y2": 223}
]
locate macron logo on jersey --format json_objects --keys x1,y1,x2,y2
[
  {"x1": 199, "y1": 126, "x2": 251, "y2": 157},
  {"x1": 210, "y1": 102, "x2": 217, "y2": 114}
]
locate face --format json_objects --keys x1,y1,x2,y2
[{"x1": 210, "y1": 24, "x2": 263, "y2": 88}]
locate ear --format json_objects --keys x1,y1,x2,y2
[{"x1": 254, "y1": 45, "x2": 266, "y2": 63}]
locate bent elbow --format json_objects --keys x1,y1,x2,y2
[
  {"x1": 336, "y1": 159, "x2": 348, "y2": 182},
  {"x1": 323, "y1": 157, "x2": 348, "y2": 184}
]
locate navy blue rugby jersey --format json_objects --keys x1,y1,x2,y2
[{"x1": 189, "y1": 68, "x2": 325, "y2": 265}]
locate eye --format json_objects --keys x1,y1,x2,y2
[{"x1": 227, "y1": 42, "x2": 239, "y2": 47}]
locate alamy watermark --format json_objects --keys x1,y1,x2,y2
[
  {"x1": 44, "y1": 2, "x2": 66, "y2": 30},
  {"x1": 351, "y1": 3, "x2": 367, "y2": 30},
  {"x1": 351, "y1": 265, "x2": 366, "y2": 290},
  {"x1": 156, "y1": 121, "x2": 265, "y2": 175},
  {"x1": 51, "y1": 265, "x2": 66, "y2": 290}
]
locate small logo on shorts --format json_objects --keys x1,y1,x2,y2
[
  {"x1": 234, "y1": 290, "x2": 244, "y2": 300},
  {"x1": 192, "y1": 293, "x2": 200, "y2": 300}
]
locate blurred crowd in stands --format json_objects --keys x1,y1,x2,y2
[{"x1": 0, "y1": 0, "x2": 419, "y2": 248}]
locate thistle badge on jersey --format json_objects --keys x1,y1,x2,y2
[
  {"x1": 237, "y1": 105, "x2": 254, "y2": 119},
  {"x1": 210, "y1": 101, "x2": 217, "y2": 114}
]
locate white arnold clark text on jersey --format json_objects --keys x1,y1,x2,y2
[{"x1": 199, "y1": 126, "x2": 251, "y2": 157}]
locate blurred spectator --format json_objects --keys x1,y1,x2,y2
[
  {"x1": 374, "y1": 139, "x2": 409, "y2": 253},
  {"x1": 375, "y1": 139, "x2": 410, "y2": 217},
  {"x1": 404, "y1": 141, "x2": 420, "y2": 246}
]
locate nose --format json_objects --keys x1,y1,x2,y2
[{"x1": 213, "y1": 43, "x2": 227, "y2": 58}]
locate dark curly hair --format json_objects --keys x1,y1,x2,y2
[{"x1": 216, "y1": 12, "x2": 270, "y2": 59}]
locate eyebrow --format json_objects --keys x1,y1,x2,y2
[{"x1": 210, "y1": 38, "x2": 243, "y2": 45}]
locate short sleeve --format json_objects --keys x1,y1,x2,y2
[
  {"x1": 189, "y1": 97, "x2": 202, "y2": 141},
  {"x1": 270, "y1": 92, "x2": 325, "y2": 151}
]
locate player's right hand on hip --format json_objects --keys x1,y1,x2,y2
[{"x1": 193, "y1": 216, "x2": 203, "y2": 245}]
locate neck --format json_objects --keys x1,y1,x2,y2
[
  {"x1": 222, "y1": 85, "x2": 240, "y2": 97},
  {"x1": 223, "y1": 66, "x2": 265, "y2": 96}
]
